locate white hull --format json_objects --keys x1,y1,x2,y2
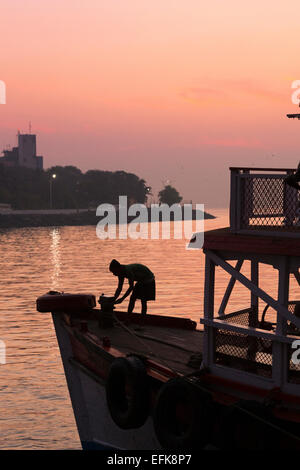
[{"x1": 53, "y1": 313, "x2": 161, "y2": 450}]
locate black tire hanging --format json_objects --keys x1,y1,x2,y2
[
  {"x1": 153, "y1": 377, "x2": 214, "y2": 450},
  {"x1": 105, "y1": 355, "x2": 150, "y2": 429}
]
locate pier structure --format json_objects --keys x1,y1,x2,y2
[{"x1": 201, "y1": 167, "x2": 300, "y2": 395}]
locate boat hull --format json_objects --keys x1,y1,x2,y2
[
  {"x1": 53, "y1": 313, "x2": 161, "y2": 450},
  {"x1": 51, "y1": 310, "x2": 300, "y2": 450}
]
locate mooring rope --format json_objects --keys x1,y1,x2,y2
[{"x1": 112, "y1": 312, "x2": 182, "y2": 374}]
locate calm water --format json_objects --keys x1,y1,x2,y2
[{"x1": 0, "y1": 209, "x2": 298, "y2": 449}]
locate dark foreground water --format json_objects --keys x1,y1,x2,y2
[{"x1": 0, "y1": 209, "x2": 298, "y2": 449}]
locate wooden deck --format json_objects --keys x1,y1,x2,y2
[
  {"x1": 203, "y1": 227, "x2": 300, "y2": 256},
  {"x1": 86, "y1": 317, "x2": 204, "y2": 376}
]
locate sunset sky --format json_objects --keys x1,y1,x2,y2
[{"x1": 1, "y1": 0, "x2": 300, "y2": 207}]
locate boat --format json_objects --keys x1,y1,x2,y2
[{"x1": 37, "y1": 166, "x2": 300, "y2": 450}]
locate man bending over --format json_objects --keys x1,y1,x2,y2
[{"x1": 109, "y1": 259, "x2": 155, "y2": 316}]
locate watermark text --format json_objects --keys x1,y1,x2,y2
[
  {"x1": 0, "y1": 340, "x2": 6, "y2": 364},
  {"x1": 291, "y1": 80, "x2": 300, "y2": 105},
  {"x1": 0, "y1": 81, "x2": 6, "y2": 104},
  {"x1": 96, "y1": 196, "x2": 204, "y2": 248}
]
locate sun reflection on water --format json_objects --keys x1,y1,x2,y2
[{"x1": 50, "y1": 228, "x2": 61, "y2": 291}]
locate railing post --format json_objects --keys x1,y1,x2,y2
[
  {"x1": 250, "y1": 259, "x2": 259, "y2": 325},
  {"x1": 283, "y1": 169, "x2": 298, "y2": 227},
  {"x1": 273, "y1": 257, "x2": 290, "y2": 387},
  {"x1": 248, "y1": 259, "x2": 259, "y2": 363},
  {"x1": 203, "y1": 253, "x2": 215, "y2": 367},
  {"x1": 243, "y1": 169, "x2": 252, "y2": 230},
  {"x1": 230, "y1": 168, "x2": 239, "y2": 232}
]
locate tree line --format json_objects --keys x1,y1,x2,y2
[
  {"x1": 0, "y1": 165, "x2": 150, "y2": 210},
  {"x1": 0, "y1": 164, "x2": 183, "y2": 210}
]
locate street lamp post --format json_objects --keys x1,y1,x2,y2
[{"x1": 50, "y1": 174, "x2": 56, "y2": 209}]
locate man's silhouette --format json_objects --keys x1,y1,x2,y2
[{"x1": 109, "y1": 259, "x2": 155, "y2": 315}]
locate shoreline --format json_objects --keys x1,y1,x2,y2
[{"x1": 0, "y1": 208, "x2": 215, "y2": 229}]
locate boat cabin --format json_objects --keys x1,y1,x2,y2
[{"x1": 201, "y1": 167, "x2": 300, "y2": 396}]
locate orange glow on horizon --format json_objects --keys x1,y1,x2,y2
[{"x1": 1, "y1": 0, "x2": 300, "y2": 206}]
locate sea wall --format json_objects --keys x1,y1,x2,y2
[{"x1": 0, "y1": 208, "x2": 215, "y2": 229}]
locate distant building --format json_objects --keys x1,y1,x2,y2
[{"x1": 0, "y1": 132, "x2": 43, "y2": 170}]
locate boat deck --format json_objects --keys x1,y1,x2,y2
[
  {"x1": 71, "y1": 311, "x2": 204, "y2": 376},
  {"x1": 203, "y1": 227, "x2": 300, "y2": 256}
]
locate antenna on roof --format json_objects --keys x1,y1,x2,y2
[{"x1": 29, "y1": 121, "x2": 32, "y2": 134}]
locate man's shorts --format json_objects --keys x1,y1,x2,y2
[{"x1": 132, "y1": 279, "x2": 156, "y2": 301}]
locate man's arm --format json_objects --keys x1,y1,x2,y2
[
  {"x1": 113, "y1": 276, "x2": 124, "y2": 301},
  {"x1": 114, "y1": 278, "x2": 134, "y2": 304}
]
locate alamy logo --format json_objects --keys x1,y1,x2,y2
[
  {"x1": 0, "y1": 81, "x2": 6, "y2": 104},
  {"x1": 291, "y1": 340, "x2": 300, "y2": 365},
  {"x1": 96, "y1": 196, "x2": 204, "y2": 248},
  {"x1": 291, "y1": 80, "x2": 300, "y2": 105},
  {"x1": 0, "y1": 340, "x2": 6, "y2": 364}
]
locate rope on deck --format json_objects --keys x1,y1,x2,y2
[{"x1": 112, "y1": 312, "x2": 184, "y2": 375}]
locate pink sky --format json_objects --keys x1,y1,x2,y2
[{"x1": 1, "y1": 0, "x2": 300, "y2": 207}]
